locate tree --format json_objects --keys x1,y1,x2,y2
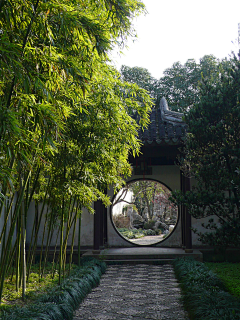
[
  {"x1": 156, "y1": 55, "x2": 231, "y2": 112},
  {"x1": 114, "y1": 180, "x2": 166, "y2": 220},
  {"x1": 157, "y1": 59, "x2": 200, "y2": 112},
  {"x1": 130, "y1": 180, "x2": 163, "y2": 220},
  {"x1": 120, "y1": 55, "x2": 232, "y2": 113},
  {"x1": 172, "y1": 54, "x2": 240, "y2": 249},
  {"x1": 120, "y1": 65, "x2": 158, "y2": 100},
  {"x1": 113, "y1": 180, "x2": 177, "y2": 230}
]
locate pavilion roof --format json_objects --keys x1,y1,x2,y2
[{"x1": 138, "y1": 98, "x2": 187, "y2": 146}]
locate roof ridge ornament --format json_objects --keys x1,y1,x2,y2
[{"x1": 160, "y1": 97, "x2": 184, "y2": 124}]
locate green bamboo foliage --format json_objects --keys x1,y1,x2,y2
[{"x1": 0, "y1": 0, "x2": 152, "y2": 304}]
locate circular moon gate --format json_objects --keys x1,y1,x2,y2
[{"x1": 111, "y1": 180, "x2": 178, "y2": 245}]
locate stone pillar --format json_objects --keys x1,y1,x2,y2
[
  {"x1": 184, "y1": 176, "x2": 193, "y2": 253},
  {"x1": 180, "y1": 171, "x2": 186, "y2": 248},
  {"x1": 94, "y1": 197, "x2": 107, "y2": 252},
  {"x1": 103, "y1": 205, "x2": 108, "y2": 246},
  {"x1": 93, "y1": 200, "x2": 102, "y2": 252}
]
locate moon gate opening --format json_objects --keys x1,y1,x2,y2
[{"x1": 111, "y1": 179, "x2": 178, "y2": 245}]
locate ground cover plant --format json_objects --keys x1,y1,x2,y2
[
  {"x1": 174, "y1": 258, "x2": 240, "y2": 320},
  {"x1": 1, "y1": 262, "x2": 62, "y2": 306},
  {"x1": 206, "y1": 262, "x2": 240, "y2": 298},
  {"x1": 1, "y1": 261, "x2": 87, "y2": 306},
  {"x1": 0, "y1": 258, "x2": 106, "y2": 320}
]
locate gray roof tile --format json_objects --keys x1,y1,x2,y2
[{"x1": 139, "y1": 98, "x2": 187, "y2": 146}]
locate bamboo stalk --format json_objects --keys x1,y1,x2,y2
[
  {"x1": 21, "y1": 173, "x2": 26, "y2": 301},
  {"x1": 0, "y1": 194, "x2": 14, "y2": 245},
  {"x1": 27, "y1": 177, "x2": 51, "y2": 279},
  {"x1": 41, "y1": 209, "x2": 55, "y2": 277},
  {"x1": 68, "y1": 209, "x2": 78, "y2": 275},
  {"x1": 24, "y1": 166, "x2": 41, "y2": 277},
  {"x1": 78, "y1": 203, "x2": 82, "y2": 267},
  {"x1": 5, "y1": 0, "x2": 41, "y2": 111},
  {"x1": 16, "y1": 216, "x2": 21, "y2": 292},
  {"x1": 0, "y1": 157, "x2": 15, "y2": 220},
  {"x1": 62, "y1": 196, "x2": 76, "y2": 274},
  {"x1": 26, "y1": 166, "x2": 41, "y2": 209},
  {"x1": 9, "y1": 239, "x2": 18, "y2": 282},
  {"x1": 0, "y1": 170, "x2": 31, "y2": 303},
  {"x1": 51, "y1": 226, "x2": 60, "y2": 279},
  {"x1": 39, "y1": 205, "x2": 49, "y2": 280},
  {"x1": 59, "y1": 142, "x2": 67, "y2": 284},
  {"x1": 59, "y1": 195, "x2": 64, "y2": 285},
  {"x1": 0, "y1": 199, "x2": 7, "y2": 266},
  {"x1": 26, "y1": 201, "x2": 38, "y2": 280}
]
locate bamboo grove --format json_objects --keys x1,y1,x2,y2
[{"x1": 0, "y1": 0, "x2": 153, "y2": 302}]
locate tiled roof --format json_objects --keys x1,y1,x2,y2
[{"x1": 138, "y1": 98, "x2": 187, "y2": 146}]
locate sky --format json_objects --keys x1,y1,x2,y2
[{"x1": 110, "y1": 0, "x2": 240, "y2": 79}]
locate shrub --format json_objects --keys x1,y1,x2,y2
[
  {"x1": 143, "y1": 229, "x2": 156, "y2": 236},
  {"x1": 143, "y1": 220, "x2": 155, "y2": 230},
  {"x1": 113, "y1": 214, "x2": 130, "y2": 228},
  {"x1": 117, "y1": 227, "x2": 162, "y2": 239},
  {"x1": 174, "y1": 258, "x2": 240, "y2": 319}
]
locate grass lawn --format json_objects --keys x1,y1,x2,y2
[{"x1": 206, "y1": 262, "x2": 240, "y2": 298}]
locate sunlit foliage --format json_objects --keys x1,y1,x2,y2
[{"x1": 0, "y1": 0, "x2": 152, "y2": 303}]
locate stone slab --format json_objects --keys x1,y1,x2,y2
[{"x1": 83, "y1": 247, "x2": 203, "y2": 263}]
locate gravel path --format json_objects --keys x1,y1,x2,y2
[{"x1": 73, "y1": 264, "x2": 188, "y2": 320}]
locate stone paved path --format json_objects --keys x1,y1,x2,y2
[{"x1": 73, "y1": 264, "x2": 189, "y2": 320}]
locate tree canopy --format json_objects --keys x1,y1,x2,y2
[
  {"x1": 157, "y1": 55, "x2": 232, "y2": 112},
  {"x1": 120, "y1": 65, "x2": 158, "y2": 100},
  {"x1": 120, "y1": 55, "x2": 231, "y2": 112},
  {"x1": 172, "y1": 54, "x2": 240, "y2": 248},
  {"x1": 0, "y1": 0, "x2": 152, "y2": 204}
]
